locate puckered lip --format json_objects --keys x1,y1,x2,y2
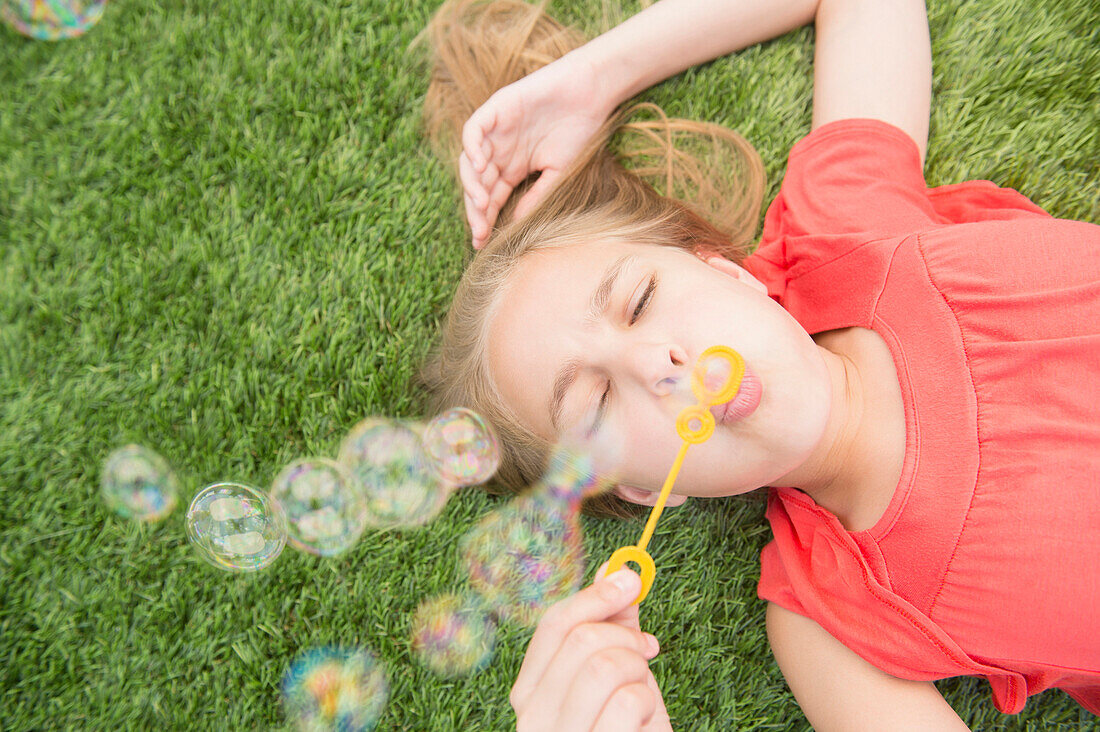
[{"x1": 707, "y1": 365, "x2": 762, "y2": 425}]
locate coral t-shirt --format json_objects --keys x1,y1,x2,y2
[{"x1": 742, "y1": 119, "x2": 1100, "y2": 714}]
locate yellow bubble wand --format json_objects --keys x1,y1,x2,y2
[{"x1": 605, "y1": 345, "x2": 745, "y2": 605}]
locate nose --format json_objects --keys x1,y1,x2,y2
[{"x1": 626, "y1": 343, "x2": 688, "y2": 397}]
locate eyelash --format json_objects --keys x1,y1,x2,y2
[
  {"x1": 630, "y1": 275, "x2": 657, "y2": 325},
  {"x1": 594, "y1": 275, "x2": 657, "y2": 427}
]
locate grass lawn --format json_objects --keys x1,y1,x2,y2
[{"x1": 1, "y1": 0, "x2": 1097, "y2": 729}]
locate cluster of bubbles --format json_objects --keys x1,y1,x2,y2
[
  {"x1": 99, "y1": 408, "x2": 506, "y2": 728},
  {"x1": 101, "y1": 404, "x2": 630, "y2": 724},
  {"x1": 101, "y1": 408, "x2": 501, "y2": 571},
  {"x1": 458, "y1": 444, "x2": 611, "y2": 628},
  {"x1": 403, "y1": 443, "x2": 612, "y2": 681},
  {"x1": 1, "y1": 0, "x2": 105, "y2": 40}
]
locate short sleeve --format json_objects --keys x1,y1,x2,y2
[
  {"x1": 744, "y1": 118, "x2": 1056, "y2": 316},
  {"x1": 757, "y1": 539, "x2": 810, "y2": 617},
  {"x1": 761, "y1": 118, "x2": 937, "y2": 243}
]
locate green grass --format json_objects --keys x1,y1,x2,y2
[{"x1": 1, "y1": 0, "x2": 1097, "y2": 729}]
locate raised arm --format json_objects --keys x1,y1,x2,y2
[
  {"x1": 572, "y1": 0, "x2": 820, "y2": 107},
  {"x1": 766, "y1": 603, "x2": 970, "y2": 731},
  {"x1": 567, "y1": 0, "x2": 931, "y2": 149},
  {"x1": 461, "y1": 0, "x2": 932, "y2": 245},
  {"x1": 812, "y1": 0, "x2": 931, "y2": 161}
]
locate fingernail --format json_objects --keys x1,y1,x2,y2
[
  {"x1": 644, "y1": 633, "x2": 660, "y2": 656},
  {"x1": 608, "y1": 570, "x2": 637, "y2": 595}
]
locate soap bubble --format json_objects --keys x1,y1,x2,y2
[
  {"x1": 540, "y1": 444, "x2": 612, "y2": 504},
  {"x1": 422, "y1": 408, "x2": 501, "y2": 487},
  {"x1": 459, "y1": 442, "x2": 615, "y2": 627},
  {"x1": 1, "y1": 0, "x2": 106, "y2": 40},
  {"x1": 100, "y1": 444, "x2": 178, "y2": 522},
  {"x1": 282, "y1": 647, "x2": 388, "y2": 732},
  {"x1": 270, "y1": 458, "x2": 366, "y2": 557},
  {"x1": 338, "y1": 418, "x2": 452, "y2": 529},
  {"x1": 186, "y1": 483, "x2": 287, "y2": 572},
  {"x1": 461, "y1": 483, "x2": 585, "y2": 628},
  {"x1": 410, "y1": 593, "x2": 496, "y2": 677}
]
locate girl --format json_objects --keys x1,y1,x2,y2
[{"x1": 421, "y1": 0, "x2": 1100, "y2": 728}]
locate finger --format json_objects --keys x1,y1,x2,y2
[
  {"x1": 463, "y1": 193, "x2": 488, "y2": 248},
  {"x1": 483, "y1": 176, "x2": 515, "y2": 234},
  {"x1": 459, "y1": 152, "x2": 487, "y2": 210},
  {"x1": 476, "y1": 160, "x2": 501, "y2": 201},
  {"x1": 595, "y1": 563, "x2": 644, "y2": 631},
  {"x1": 518, "y1": 649, "x2": 653, "y2": 730},
  {"x1": 481, "y1": 138, "x2": 493, "y2": 169},
  {"x1": 591, "y1": 682, "x2": 658, "y2": 732},
  {"x1": 551, "y1": 651, "x2": 654, "y2": 732},
  {"x1": 461, "y1": 109, "x2": 495, "y2": 172},
  {"x1": 513, "y1": 168, "x2": 563, "y2": 221},
  {"x1": 535, "y1": 620, "x2": 659, "y2": 708},
  {"x1": 639, "y1": 671, "x2": 673, "y2": 732},
  {"x1": 511, "y1": 570, "x2": 643, "y2": 709},
  {"x1": 603, "y1": 590, "x2": 643, "y2": 631},
  {"x1": 459, "y1": 153, "x2": 497, "y2": 245}
]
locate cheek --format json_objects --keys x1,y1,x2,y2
[{"x1": 604, "y1": 401, "x2": 688, "y2": 489}]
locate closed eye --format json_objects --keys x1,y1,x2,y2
[
  {"x1": 592, "y1": 382, "x2": 610, "y2": 435},
  {"x1": 590, "y1": 274, "x2": 658, "y2": 434},
  {"x1": 630, "y1": 274, "x2": 657, "y2": 325}
]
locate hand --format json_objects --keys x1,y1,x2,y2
[
  {"x1": 510, "y1": 566, "x2": 673, "y2": 732},
  {"x1": 460, "y1": 51, "x2": 614, "y2": 249}
]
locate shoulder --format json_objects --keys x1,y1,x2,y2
[{"x1": 756, "y1": 119, "x2": 935, "y2": 275}]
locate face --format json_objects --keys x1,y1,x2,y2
[{"x1": 487, "y1": 240, "x2": 832, "y2": 500}]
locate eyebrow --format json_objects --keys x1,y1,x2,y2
[{"x1": 547, "y1": 254, "x2": 635, "y2": 432}]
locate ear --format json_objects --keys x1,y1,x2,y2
[
  {"x1": 699, "y1": 253, "x2": 768, "y2": 296},
  {"x1": 613, "y1": 484, "x2": 688, "y2": 508}
]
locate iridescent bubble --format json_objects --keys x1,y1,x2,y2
[
  {"x1": 540, "y1": 444, "x2": 613, "y2": 504},
  {"x1": 461, "y1": 482, "x2": 585, "y2": 628},
  {"x1": 410, "y1": 593, "x2": 497, "y2": 677},
  {"x1": 270, "y1": 458, "x2": 366, "y2": 557},
  {"x1": 1, "y1": 0, "x2": 106, "y2": 40},
  {"x1": 186, "y1": 483, "x2": 287, "y2": 572},
  {"x1": 282, "y1": 647, "x2": 388, "y2": 732},
  {"x1": 422, "y1": 408, "x2": 501, "y2": 487},
  {"x1": 338, "y1": 418, "x2": 452, "y2": 529},
  {"x1": 100, "y1": 444, "x2": 179, "y2": 522}
]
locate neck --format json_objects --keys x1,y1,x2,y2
[{"x1": 774, "y1": 344, "x2": 878, "y2": 519}]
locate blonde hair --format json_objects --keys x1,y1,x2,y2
[{"x1": 419, "y1": 0, "x2": 766, "y2": 517}]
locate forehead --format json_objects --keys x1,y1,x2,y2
[{"x1": 513, "y1": 239, "x2": 685, "y2": 288}]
